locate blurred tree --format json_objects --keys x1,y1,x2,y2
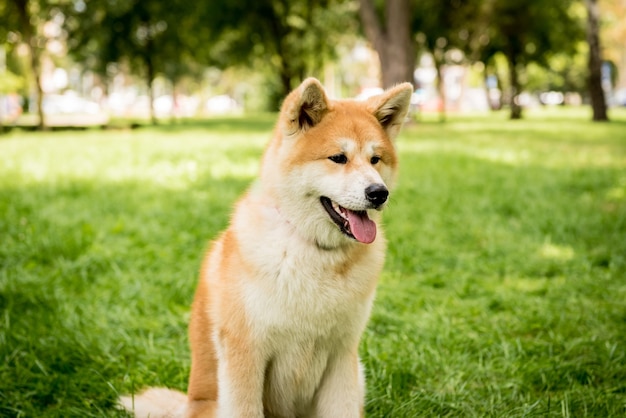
[
  {"x1": 202, "y1": 0, "x2": 356, "y2": 109},
  {"x1": 62, "y1": 0, "x2": 357, "y2": 113},
  {"x1": 483, "y1": 0, "x2": 584, "y2": 119},
  {"x1": 465, "y1": 0, "x2": 584, "y2": 119},
  {"x1": 524, "y1": 46, "x2": 588, "y2": 96},
  {"x1": 62, "y1": 0, "x2": 207, "y2": 124},
  {"x1": 1, "y1": 0, "x2": 49, "y2": 129},
  {"x1": 355, "y1": 0, "x2": 591, "y2": 120},
  {"x1": 585, "y1": 0, "x2": 608, "y2": 121},
  {"x1": 411, "y1": 0, "x2": 483, "y2": 120},
  {"x1": 359, "y1": 0, "x2": 415, "y2": 88}
]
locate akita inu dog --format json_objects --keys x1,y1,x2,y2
[{"x1": 121, "y1": 78, "x2": 413, "y2": 418}]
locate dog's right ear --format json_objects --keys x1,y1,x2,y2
[{"x1": 281, "y1": 78, "x2": 330, "y2": 135}]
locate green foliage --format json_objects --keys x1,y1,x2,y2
[
  {"x1": 60, "y1": 0, "x2": 358, "y2": 109},
  {"x1": 62, "y1": 0, "x2": 209, "y2": 81},
  {"x1": 1, "y1": 109, "x2": 625, "y2": 416},
  {"x1": 411, "y1": 0, "x2": 588, "y2": 118},
  {"x1": 524, "y1": 46, "x2": 588, "y2": 94},
  {"x1": 202, "y1": 0, "x2": 358, "y2": 106},
  {"x1": 0, "y1": 70, "x2": 24, "y2": 94},
  {"x1": 480, "y1": 0, "x2": 584, "y2": 65},
  {"x1": 412, "y1": 0, "x2": 478, "y2": 55}
]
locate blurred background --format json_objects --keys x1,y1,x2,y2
[{"x1": 0, "y1": 0, "x2": 624, "y2": 128}]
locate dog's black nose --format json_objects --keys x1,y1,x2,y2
[{"x1": 365, "y1": 183, "x2": 389, "y2": 206}]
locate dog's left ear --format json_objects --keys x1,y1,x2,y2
[
  {"x1": 281, "y1": 78, "x2": 330, "y2": 135},
  {"x1": 367, "y1": 83, "x2": 413, "y2": 140}
]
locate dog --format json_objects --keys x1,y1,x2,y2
[{"x1": 120, "y1": 78, "x2": 413, "y2": 418}]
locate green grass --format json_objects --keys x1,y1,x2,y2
[{"x1": 1, "y1": 108, "x2": 625, "y2": 417}]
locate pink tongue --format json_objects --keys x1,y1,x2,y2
[{"x1": 346, "y1": 210, "x2": 377, "y2": 244}]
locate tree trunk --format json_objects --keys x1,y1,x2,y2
[
  {"x1": 145, "y1": 51, "x2": 157, "y2": 125},
  {"x1": 586, "y1": 0, "x2": 609, "y2": 121},
  {"x1": 14, "y1": 0, "x2": 45, "y2": 129},
  {"x1": 433, "y1": 58, "x2": 447, "y2": 122},
  {"x1": 359, "y1": 0, "x2": 415, "y2": 88},
  {"x1": 506, "y1": 53, "x2": 523, "y2": 120},
  {"x1": 170, "y1": 79, "x2": 180, "y2": 123},
  {"x1": 31, "y1": 50, "x2": 45, "y2": 129}
]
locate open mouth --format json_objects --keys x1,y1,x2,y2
[{"x1": 320, "y1": 196, "x2": 377, "y2": 244}]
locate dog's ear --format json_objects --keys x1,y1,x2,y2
[
  {"x1": 367, "y1": 83, "x2": 413, "y2": 140},
  {"x1": 281, "y1": 78, "x2": 330, "y2": 135}
]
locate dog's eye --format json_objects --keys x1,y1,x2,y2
[
  {"x1": 370, "y1": 156, "x2": 381, "y2": 165},
  {"x1": 328, "y1": 154, "x2": 348, "y2": 164}
]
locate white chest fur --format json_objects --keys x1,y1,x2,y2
[
  {"x1": 225, "y1": 196, "x2": 384, "y2": 415},
  {"x1": 235, "y1": 200, "x2": 382, "y2": 335}
]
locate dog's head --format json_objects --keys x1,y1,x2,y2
[{"x1": 261, "y1": 78, "x2": 412, "y2": 249}]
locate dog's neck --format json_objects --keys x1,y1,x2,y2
[{"x1": 271, "y1": 204, "x2": 324, "y2": 250}]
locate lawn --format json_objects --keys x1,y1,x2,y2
[{"x1": 1, "y1": 108, "x2": 625, "y2": 417}]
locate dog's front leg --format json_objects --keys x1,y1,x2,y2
[
  {"x1": 311, "y1": 350, "x2": 365, "y2": 418},
  {"x1": 214, "y1": 329, "x2": 265, "y2": 418}
]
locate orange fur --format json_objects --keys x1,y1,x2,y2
[{"x1": 120, "y1": 78, "x2": 412, "y2": 418}]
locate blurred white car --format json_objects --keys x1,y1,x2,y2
[
  {"x1": 205, "y1": 95, "x2": 242, "y2": 114},
  {"x1": 37, "y1": 92, "x2": 109, "y2": 127},
  {"x1": 42, "y1": 93, "x2": 102, "y2": 115}
]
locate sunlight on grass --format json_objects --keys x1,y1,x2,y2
[
  {"x1": 401, "y1": 107, "x2": 626, "y2": 169},
  {"x1": 399, "y1": 141, "x2": 532, "y2": 166},
  {"x1": 606, "y1": 177, "x2": 626, "y2": 201},
  {"x1": 501, "y1": 276, "x2": 553, "y2": 294},
  {"x1": 1, "y1": 130, "x2": 266, "y2": 188},
  {"x1": 538, "y1": 242, "x2": 575, "y2": 262}
]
